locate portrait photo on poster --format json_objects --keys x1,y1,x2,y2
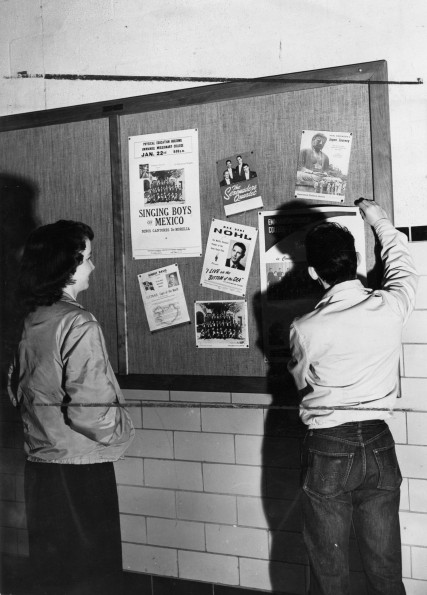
[{"x1": 200, "y1": 219, "x2": 258, "y2": 297}]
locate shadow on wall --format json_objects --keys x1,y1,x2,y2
[
  {"x1": 0, "y1": 174, "x2": 39, "y2": 383},
  {"x1": 253, "y1": 200, "x2": 326, "y2": 592}
]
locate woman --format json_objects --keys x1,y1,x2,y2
[{"x1": 8, "y1": 220, "x2": 134, "y2": 595}]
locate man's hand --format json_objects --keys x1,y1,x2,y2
[{"x1": 355, "y1": 198, "x2": 389, "y2": 227}]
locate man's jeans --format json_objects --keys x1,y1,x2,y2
[{"x1": 301, "y1": 420, "x2": 405, "y2": 595}]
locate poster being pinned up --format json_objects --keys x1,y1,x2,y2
[
  {"x1": 258, "y1": 206, "x2": 366, "y2": 361},
  {"x1": 200, "y1": 219, "x2": 258, "y2": 297},
  {"x1": 216, "y1": 151, "x2": 263, "y2": 216},
  {"x1": 129, "y1": 129, "x2": 202, "y2": 259},
  {"x1": 295, "y1": 130, "x2": 353, "y2": 202},
  {"x1": 137, "y1": 264, "x2": 190, "y2": 332}
]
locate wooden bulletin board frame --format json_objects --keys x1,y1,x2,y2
[{"x1": 0, "y1": 60, "x2": 392, "y2": 393}]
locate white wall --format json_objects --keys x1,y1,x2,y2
[{"x1": 1, "y1": 0, "x2": 427, "y2": 225}]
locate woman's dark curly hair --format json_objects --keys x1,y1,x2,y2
[{"x1": 17, "y1": 220, "x2": 94, "y2": 312}]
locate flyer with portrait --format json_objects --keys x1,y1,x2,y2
[
  {"x1": 195, "y1": 300, "x2": 249, "y2": 348},
  {"x1": 295, "y1": 130, "x2": 353, "y2": 202},
  {"x1": 216, "y1": 151, "x2": 263, "y2": 217},
  {"x1": 258, "y1": 206, "x2": 366, "y2": 361},
  {"x1": 129, "y1": 129, "x2": 202, "y2": 259},
  {"x1": 200, "y1": 219, "x2": 258, "y2": 297},
  {"x1": 137, "y1": 264, "x2": 190, "y2": 332}
]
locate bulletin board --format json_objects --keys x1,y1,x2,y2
[{"x1": 0, "y1": 61, "x2": 392, "y2": 392}]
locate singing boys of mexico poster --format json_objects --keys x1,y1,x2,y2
[{"x1": 129, "y1": 129, "x2": 202, "y2": 259}]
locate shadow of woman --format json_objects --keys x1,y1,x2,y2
[{"x1": 0, "y1": 174, "x2": 39, "y2": 382}]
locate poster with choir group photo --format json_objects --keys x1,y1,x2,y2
[
  {"x1": 195, "y1": 300, "x2": 248, "y2": 348},
  {"x1": 129, "y1": 129, "x2": 202, "y2": 259}
]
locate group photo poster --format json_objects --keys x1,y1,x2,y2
[
  {"x1": 295, "y1": 130, "x2": 353, "y2": 202},
  {"x1": 195, "y1": 300, "x2": 248, "y2": 348},
  {"x1": 200, "y1": 219, "x2": 258, "y2": 297},
  {"x1": 216, "y1": 150, "x2": 263, "y2": 217},
  {"x1": 258, "y1": 206, "x2": 366, "y2": 361},
  {"x1": 137, "y1": 263, "x2": 190, "y2": 332},
  {"x1": 129, "y1": 129, "x2": 202, "y2": 259}
]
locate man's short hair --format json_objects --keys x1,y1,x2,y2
[
  {"x1": 233, "y1": 241, "x2": 246, "y2": 256},
  {"x1": 305, "y1": 222, "x2": 357, "y2": 286}
]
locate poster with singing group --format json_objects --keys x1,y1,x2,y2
[
  {"x1": 129, "y1": 129, "x2": 202, "y2": 259},
  {"x1": 216, "y1": 151, "x2": 263, "y2": 216}
]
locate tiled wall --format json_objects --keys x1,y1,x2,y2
[{"x1": 1, "y1": 242, "x2": 427, "y2": 595}]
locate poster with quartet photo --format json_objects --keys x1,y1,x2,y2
[
  {"x1": 295, "y1": 130, "x2": 353, "y2": 202},
  {"x1": 258, "y1": 206, "x2": 366, "y2": 362},
  {"x1": 195, "y1": 300, "x2": 248, "y2": 349},
  {"x1": 137, "y1": 263, "x2": 190, "y2": 332},
  {"x1": 200, "y1": 219, "x2": 258, "y2": 297},
  {"x1": 128, "y1": 129, "x2": 202, "y2": 259},
  {"x1": 216, "y1": 151, "x2": 263, "y2": 216}
]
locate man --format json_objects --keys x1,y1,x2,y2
[
  {"x1": 225, "y1": 159, "x2": 235, "y2": 182},
  {"x1": 220, "y1": 170, "x2": 232, "y2": 187},
  {"x1": 287, "y1": 199, "x2": 417, "y2": 595},
  {"x1": 297, "y1": 132, "x2": 330, "y2": 186},
  {"x1": 225, "y1": 242, "x2": 246, "y2": 270},
  {"x1": 234, "y1": 155, "x2": 244, "y2": 181},
  {"x1": 242, "y1": 163, "x2": 257, "y2": 180}
]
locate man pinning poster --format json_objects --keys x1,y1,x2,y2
[{"x1": 129, "y1": 129, "x2": 202, "y2": 259}]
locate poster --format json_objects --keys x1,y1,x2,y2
[
  {"x1": 200, "y1": 219, "x2": 258, "y2": 297},
  {"x1": 216, "y1": 151, "x2": 263, "y2": 216},
  {"x1": 195, "y1": 300, "x2": 248, "y2": 348},
  {"x1": 258, "y1": 206, "x2": 366, "y2": 361},
  {"x1": 137, "y1": 264, "x2": 190, "y2": 332},
  {"x1": 129, "y1": 129, "x2": 202, "y2": 259},
  {"x1": 295, "y1": 130, "x2": 353, "y2": 202}
]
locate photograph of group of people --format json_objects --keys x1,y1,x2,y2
[
  {"x1": 139, "y1": 165, "x2": 185, "y2": 204},
  {"x1": 217, "y1": 152, "x2": 258, "y2": 187},
  {"x1": 195, "y1": 301, "x2": 248, "y2": 347}
]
